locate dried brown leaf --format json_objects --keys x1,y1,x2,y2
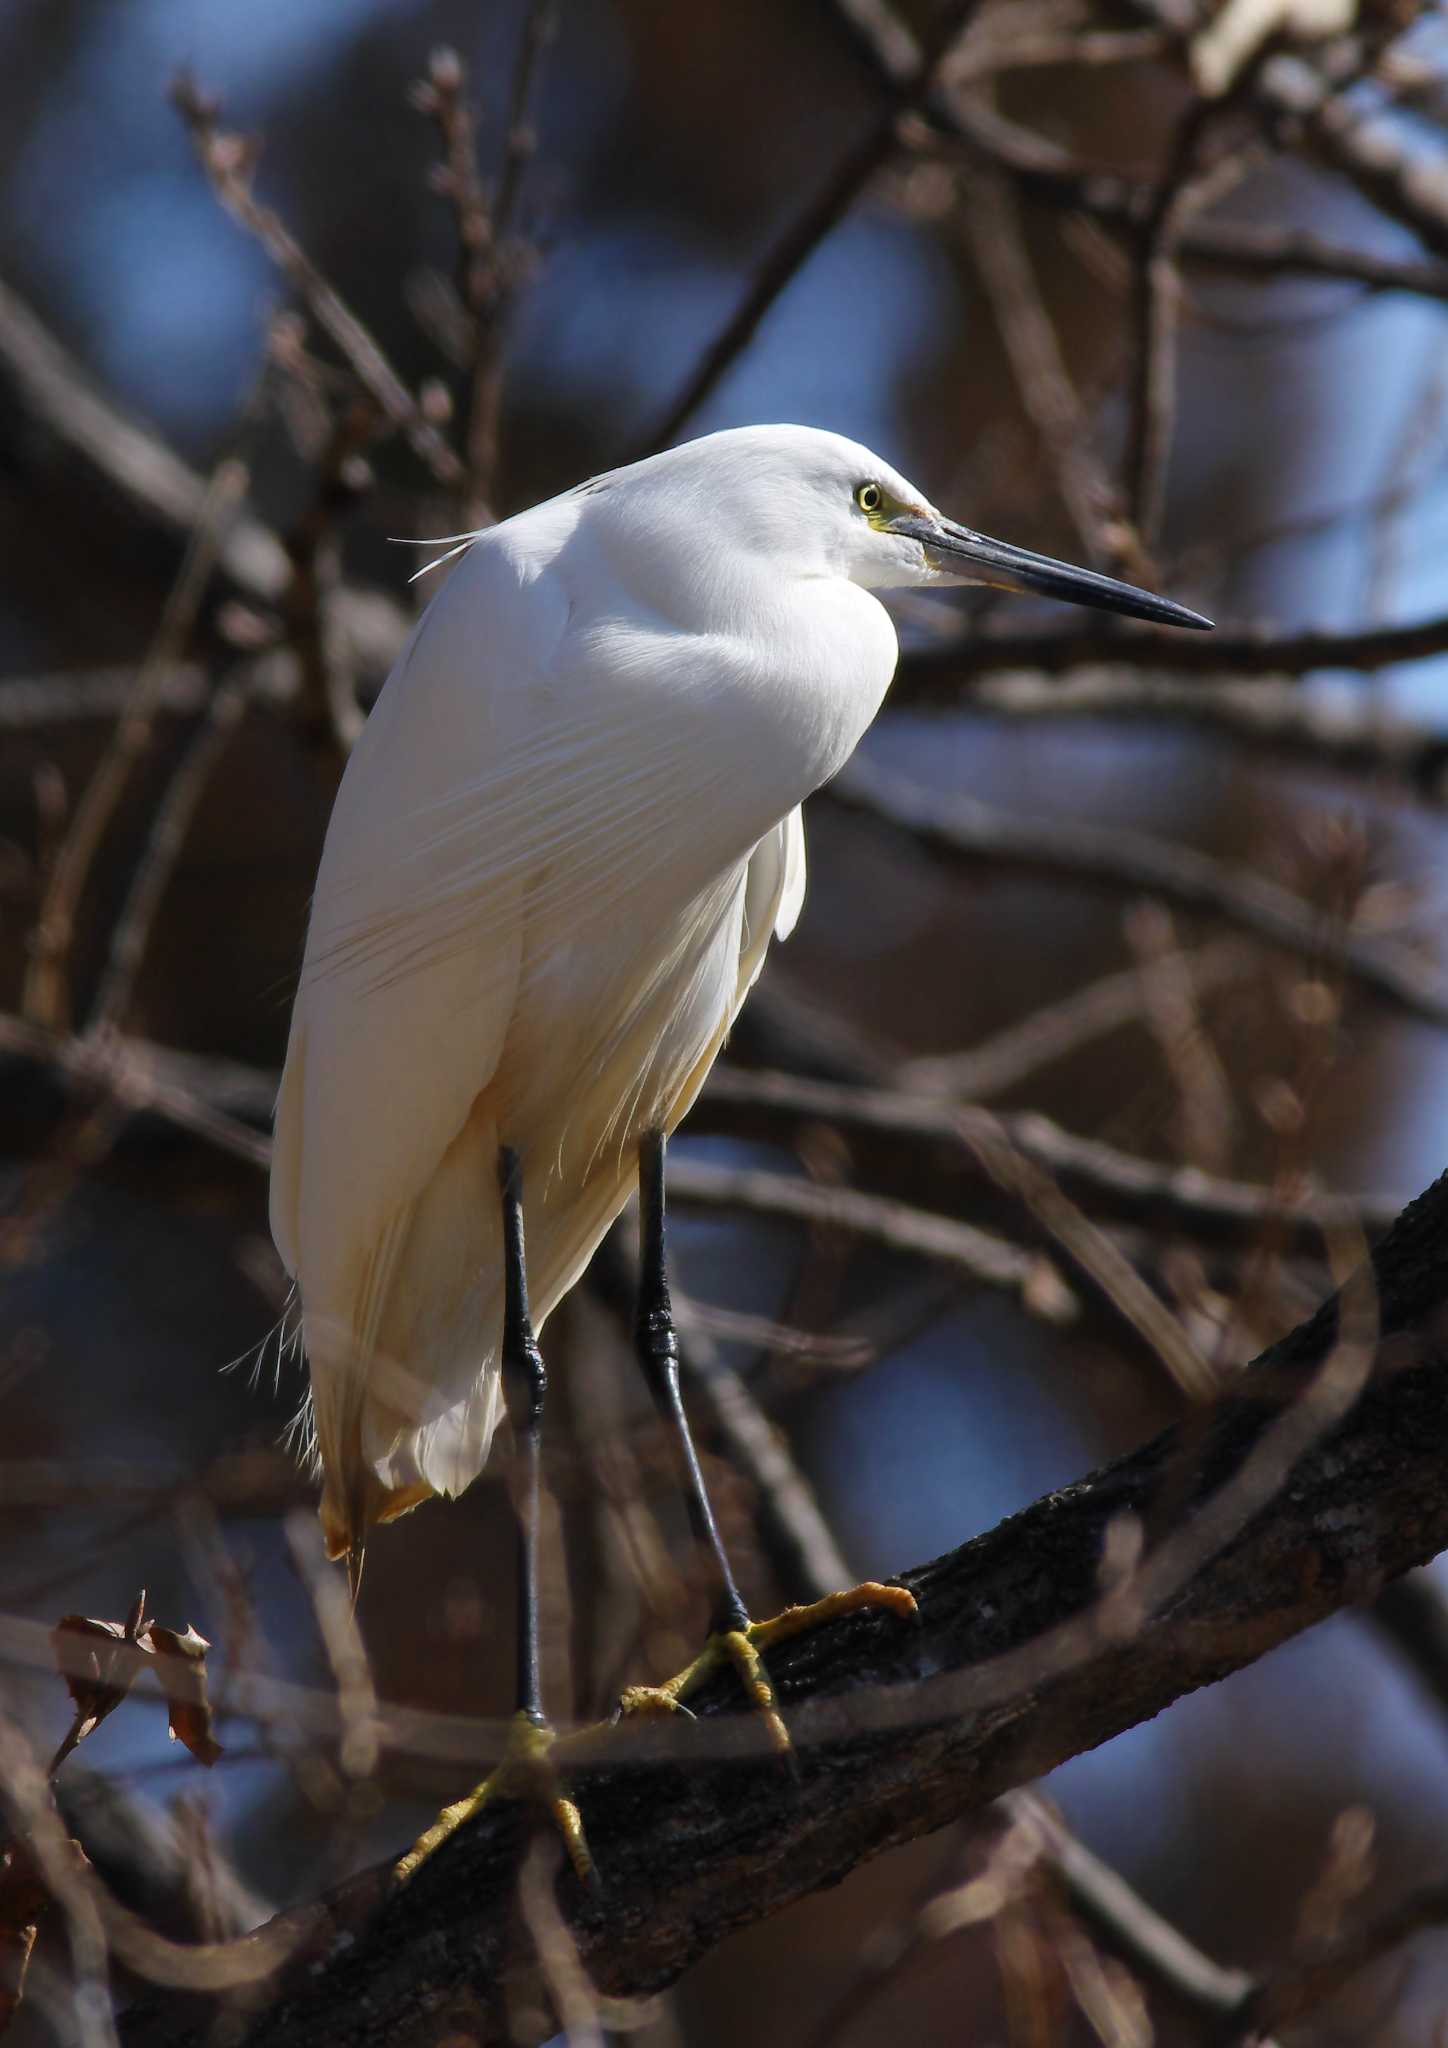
[
  {"x1": 50, "y1": 1592, "x2": 222, "y2": 1772},
  {"x1": 146, "y1": 1623, "x2": 224, "y2": 1766}
]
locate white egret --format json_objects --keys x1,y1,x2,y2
[{"x1": 269, "y1": 424, "x2": 1209, "y2": 1875}]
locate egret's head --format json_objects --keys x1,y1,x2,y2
[{"x1": 633, "y1": 425, "x2": 1210, "y2": 631}]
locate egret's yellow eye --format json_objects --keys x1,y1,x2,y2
[{"x1": 855, "y1": 482, "x2": 883, "y2": 515}]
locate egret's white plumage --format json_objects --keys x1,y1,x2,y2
[{"x1": 270, "y1": 424, "x2": 1207, "y2": 1559}]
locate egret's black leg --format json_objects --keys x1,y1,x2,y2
[
  {"x1": 635, "y1": 1128, "x2": 749, "y2": 1637},
  {"x1": 498, "y1": 1144, "x2": 547, "y2": 1726},
  {"x1": 394, "y1": 1146, "x2": 591, "y2": 1888},
  {"x1": 618, "y1": 1129, "x2": 918, "y2": 1747}
]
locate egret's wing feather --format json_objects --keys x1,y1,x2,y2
[
  {"x1": 275, "y1": 529, "x2": 781, "y2": 1550},
  {"x1": 305, "y1": 606, "x2": 766, "y2": 1017},
  {"x1": 774, "y1": 803, "x2": 807, "y2": 942},
  {"x1": 732, "y1": 806, "x2": 807, "y2": 1009},
  {"x1": 280, "y1": 539, "x2": 562, "y2": 1293}
]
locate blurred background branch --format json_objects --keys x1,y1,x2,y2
[{"x1": 6, "y1": 0, "x2": 1448, "y2": 2042}]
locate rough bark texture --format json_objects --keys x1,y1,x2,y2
[{"x1": 120, "y1": 1170, "x2": 1448, "y2": 2047}]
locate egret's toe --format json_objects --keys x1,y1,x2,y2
[
  {"x1": 393, "y1": 1710, "x2": 593, "y2": 1890},
  {"x1": 617, "y1": 1580, "x2": 917, "y2": 1758}
]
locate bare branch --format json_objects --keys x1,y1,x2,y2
[
  {"x1": 664, "y1": 1153, "x2": 1076, "y2": 1315},
  {"x1": 826, "y1": 754, "x2": 1448, "y2": 1028},
  {"x1": 697, "y1": 1066, "x2": 1401, "y2": 1249},
  {"x1": 88, "y1": 667, "x2": 253, "y2": 1034},
  {"x1": 21, "y1": 454, "x2": 251, "y2": 1030},
  {"x1": 639, "y1": 0, "x2": 983, "y2": 452},
  {"x1": 0, "y1": 276, "x2": 411, "y2": 684},
  {"x1": 959, "y1": 162, "x2": 1144, "y2": 576},
  {"x1": 894, "y1": 937, "x2": 1256, "y2": 1100},
  {"x1": 0, "y1": 276, "x2": 289, "y2": 600},
  {"x1": 855, "y1": 27, "x2": 1448, "y2": 301},
  {"x1": 170, "y1": 72, "x2": 463, "y2": 489},
  {"x1": 897, "y1": 605, "x2": 1448, "y2": 682},
  {"x1": 112, "y1": 1164, "x2": 1448, "y2": 2047},
  {"x1": 955, "y1": 669, "x2": 1448, "y2": 809},
  {"x1": 417, "y1": 13, "x2": 555, "y2": 524},
  {"x1": 1255, "y1": 29, "x2": 1448, "y2": 263},
  {"x1": 0, "y1": 665, "x2": 210, "y2": 731},
  {"x1": 1125, "y1": 123, "x2": 1260, "y2": 548}
]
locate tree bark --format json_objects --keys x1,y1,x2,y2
[{"x1": 120, "y1": 1167, "x2": 1448, "y2": 2047}]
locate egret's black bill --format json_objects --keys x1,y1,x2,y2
[{"x1": 891, "y1": 515, "x2": 1213, "y2": 632}]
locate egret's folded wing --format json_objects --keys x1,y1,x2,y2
[
  {"x1": 270, "y1": 535, "x2": 564, "y2": 1295},
  {"x1": 273, "y1": 528, "x2": 762, "y2": 1297}
]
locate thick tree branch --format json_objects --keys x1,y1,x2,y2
[{"x1": 114, "y1": 1164, "x2": 1448, "y2": 2046}]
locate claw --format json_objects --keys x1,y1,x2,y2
[
  {"x1": 393, "y1": 1710, "x2": 594, "y2": 1890},
  {"x1": 616, "y1": 1581, "x2": 918, "y2": 1759}
]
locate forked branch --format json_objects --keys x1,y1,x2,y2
[{"x1": 117, "y1": 1165, "x2": 1448, "y2": 2047}]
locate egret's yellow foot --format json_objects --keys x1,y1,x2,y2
[
  {"x1": 393, "y1": 1710, "x2": 592, "y2": 1889},
  {"x1": 618, "y1": 1581, "x2": 918, "y2": 1754}
]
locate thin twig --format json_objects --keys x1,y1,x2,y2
[
  {"x1": 0, "y1": 1716, "x2": 118, "y2": 2048},
  {"x1": 639, "y1": 0, "x2": 982, "y2": 452},
  {"x1": 1254, "y1": 26, "x2": 1448, "y2": 265},
  {"x1": 516, "y1": 1840, "x2": 608, "y2": 2048},
  {"x1": 0, "y1": 1013, "x2": 272, "y2": 1173},
  {"x1": 953, "y1": 669, "x2": 1448, "y2": 808},
  {"x1": 0, "y1": 275, "x2": 411, "y2": 695},
  {"x1": 951, "y1": 1109, "x2": 1219, "y2": 1398},
  {"x1": 170, "y1": 72, "x2": 462, "y2": 489},
  {"x1": 589, "y1": 1234, "x2": 859, "y2": 1633},
  {"x1": 801, "y1": 1817, "x2": 1046, "y2": 2048},
  {"x1": 0, "y1": 275, "x2": 290, "y2": 600},
  {"x1": 494, "y1": 0, "x2": 556, "y2": 249},
  {"x1": 283, "y1": 1515, "x2": 382, "y2": 1786},
  {"x1": 419, "y1": 13, "x2": 555, "y2": 523},
  {"x1": 1175, "y1": 215, "x2": 1448, "y2": 298},
  {"x1": 895, "y1": 936, "x2": 1255, "y2": 1099},
  {"x1": 88, "y1": 667, "x2": 253, "y2": 1033},
  {"x1": 0, "y1": 664, "x2": 210, "y2": 731},
  {"x1": 664, "y1": 1153, "x2": 1076, "y2": 1313},
  {"x1": 960, "y1": 161, "x2": 1144, "y2": 576},
  {"x1": 951, "y1": 25, "x2": 1175, "y2": 85},
  {"x1": 271, "y1": 347, "x2": 378, "y2": 753},
  {"x1": 860, "y1": 37, "x2": 1448, "y2": 301},
  {"x1": 1124, "y1": 901, "x2": 1239, "y2": 1175},
  {"x1": 1227, "y1": 1871, "x2": 1448, "y2": 2040},
  {"x1": 466, "y1": 0, "x2": 554, "y2": 517},
  {"x1": 699, "y1": 1067, "x2": 1399, "y2": 1249},
  {"x1": 828, "y1": 754, "x2": 1448, "y2": 1028},
  {"x1": 1000, "y1": 1792, "x2": 1266, "y2": 2028},
  {"x1": 1126, "y1": 128, "x2": 1260, "y2": 547},
  {"x1": 0, "y1": 1709, "x2": 304, "y2": 1999},
  {"x1": 22, "y1": 455, "x2": 251, "y2": 1030}
]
